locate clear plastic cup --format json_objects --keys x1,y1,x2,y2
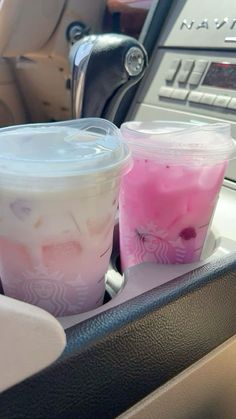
[
  {"x1": 119, "y1": 121, "x2": 236, "y2": 270},
  {"x1": 0, "y1": 118, "x2": 131, "y2": 316}
]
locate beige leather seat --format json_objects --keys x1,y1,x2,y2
[
  {"x1": 0, "y1": 0, "x2": 106, "y2": 126},
  {"x1": 118, "y1": 336, "x2": 236, "y2": 419},
  {"x1": 0, "y1": 0, "x2": 65, "y2": 56}
]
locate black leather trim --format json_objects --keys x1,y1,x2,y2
[{"x1": 0, "y1": 253, "x2": 236, "y2": 419}]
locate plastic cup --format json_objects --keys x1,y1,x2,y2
[
  {"x1": 0, "y1": 118, "x2": 131, "y2": 317},
  {"x1": 119, "y1": 121, "x2": 236, "y2": 270}
]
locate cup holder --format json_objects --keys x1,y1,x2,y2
[
  {"x1": 0, "y1": 279, "x2": 3, "y2": 296},
  {"x1": 1, "y1": 222, "x2": 236, "y2": 331},
  {"x1": 60, "y1": 225, "x2": 236, "y2": 329},
  {"x1": 103, "y1": 290, "x2": 112, "y2": 304}
]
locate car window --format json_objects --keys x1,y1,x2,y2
[{"x1": 103, "y1": 0, "x2": 154, "y2": 39}]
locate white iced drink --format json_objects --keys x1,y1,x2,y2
[{"x1": 0, "y1": 120, "x2": 130, "y2": 316}]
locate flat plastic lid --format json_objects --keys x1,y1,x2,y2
[
  {"x1": 0, "y1": 120, "x2": 131, "y2": 178},
  {"x1": 121, "y1": 121, "x2": 236, "y2": 163}
]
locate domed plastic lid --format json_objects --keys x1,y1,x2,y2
[
  {"x1": 0, "y1": 118, "x2": 131, "y2": 179},
  {"x1": 121, "y1": 121, "x2": 236, "y2": 164}
]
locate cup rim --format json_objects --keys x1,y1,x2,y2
[
  {"x1": 0, "y1": 119, "x2": 132, "y2": 180},
  {"x1": 120, "y1": 121, "x2": 236, "y2": 163}
]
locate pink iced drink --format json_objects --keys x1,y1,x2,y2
[
  {"x1": 0, "y1": 226, "x2": 113, "y2": 317},
  {"x1": 120, "y1": 157, "x2": 226, "y2": 269},
  {"x1": 119, "y1": 121, "x2": 235, "y2": 270}
]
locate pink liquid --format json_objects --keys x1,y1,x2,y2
[
  {"x1": 0, "y1": 184, "x2": 118, "y2": 317},
  {"x1": 119, "y1": 157, "x2": 226, "y2": 269},
  {"x1": 0, "y1": 235, "x2": 112, "y2": 317}
]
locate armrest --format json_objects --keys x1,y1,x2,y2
[{"x1": 0, "y1": 295, "x2": 66, "y2": 392}]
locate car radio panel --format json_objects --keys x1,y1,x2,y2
[
  {"x1": 134, "y1": 48, "x2": 236, "y2": 122},
  {"x1": 146, "y1": 51, "x2": 236, "y2": 116},
  {"x1": 130, "y1": 49, "x2": 236, "y2": 182}
]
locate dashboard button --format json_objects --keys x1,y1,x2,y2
[
  {"x1": 159, "y1": 86, "x2": 174, "y2": 98},
  {"x1": 170, "y1": 59, "x2": 181, "y2": 70},
  {"x1": 178, "y1": 71, "x2": 189, "y2": 83},
  {"x1": 171, "y1": 89, "x2": 189, "y2": 100},
  {"x1": 188, "y1": 91, "x2": 203, "y2": 103},
  {"x1": 227, "y1": 98, "x2": 236, "y2": 110},
  {"x1": 213, "y1": 95, "x2": 231, "y2": 108},
  {"x1": 183, "y1": 60, "x2": 195, "y2": 71},
  {"x1": 165, "y1": 59, "x2": 181, "y2": 82},
  {"x1": 165, "y1": 69, "x2": 177, "y2": 82},
  {"x1": 194, "y1": 60, "x2": 208, "y2": 72},
  {"x1": 200, "y1": 93, "x2": 216, "y2": 105},
  {"x1": 188, "y1": 72, "x2": 203, "y2": 85}
]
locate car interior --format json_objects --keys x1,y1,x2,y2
[{"x1": 0, "y1": 0, "x2": 236, "y2": 418}]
